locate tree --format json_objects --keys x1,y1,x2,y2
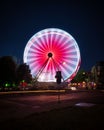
[
  {"x1": 0, "y1": 56, "x2": 17, "y2": 87},
  {"x1": 71, "y1": 69, "x2": 88, "y2": 83},
  {"x1": 16, "y1": 63, "x2": 32, "y2": 85}
]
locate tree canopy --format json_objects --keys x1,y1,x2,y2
[
  {"x1": 0, "y1": 56, "x2": 17, "y2": 86},
  {"x1": 0, "y1": 56, "x2": 32, "y2": 88}
]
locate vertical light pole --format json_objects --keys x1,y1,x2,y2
[{"x1": 55, "y1": 71, "x2": 62, "y2": 103}]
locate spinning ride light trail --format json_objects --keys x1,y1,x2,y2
[{"x1": 23, "y1": 28, "x2": 81, "y2": 82}]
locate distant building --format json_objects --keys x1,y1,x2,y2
[{"x1": 91, "y1": 61, "x2": 104, "y2": 88}]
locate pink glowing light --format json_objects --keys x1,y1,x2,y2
[{"x1": 23, "y1": 28, "x2": 81, "y2": 82}]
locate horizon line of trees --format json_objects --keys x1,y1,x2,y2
[
  {"x1": 1, "y1": 55, "x2": 100, "y2": 89},
  {"x1": 0, "y1": 56, "x2": 32, "y2": 88}
]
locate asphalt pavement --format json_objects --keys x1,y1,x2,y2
[{"x1": 0, "y1": 89, "x2": 104, "y2": 121}]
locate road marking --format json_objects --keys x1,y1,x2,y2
[
  {"x1": 75, "y1": 102, "x2": 96, "y2": 107},
  {"x1": 0, "y1": 90, "x2": 65, "y2": 95}
]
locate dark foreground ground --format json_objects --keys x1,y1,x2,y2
[{"x1": 0, "y1": 89, "x2": 104, "y2": 130}]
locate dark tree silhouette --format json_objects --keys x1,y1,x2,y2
[
  {"x1": 16, "y1": 63, "x2": 32, "y2": 85},
  {"x1": 0, "y1": 56, "x2": 17, "y2": 87},
  {"x1": 71, "y1": 69, "x2": 88, "y2": 83}
]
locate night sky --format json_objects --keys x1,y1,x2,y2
[{"x1": 0, "y1": 0, "x2": 104, "y2": 71}]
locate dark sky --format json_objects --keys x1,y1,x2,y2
[{"x1": 0, "y1": 0, "x2": 104, "y2": 71}]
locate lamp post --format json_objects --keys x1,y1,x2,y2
[{"x1": 55, "y1": 71, "x2": 62, "y2": 103}]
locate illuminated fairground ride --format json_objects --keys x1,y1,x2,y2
[{"x1": 23, "y1": 28, "x2": 81, "y2": 82}]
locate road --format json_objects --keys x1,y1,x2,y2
[{"x1": 0, "y1": 89, "x2": 104, "y2": 121}]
